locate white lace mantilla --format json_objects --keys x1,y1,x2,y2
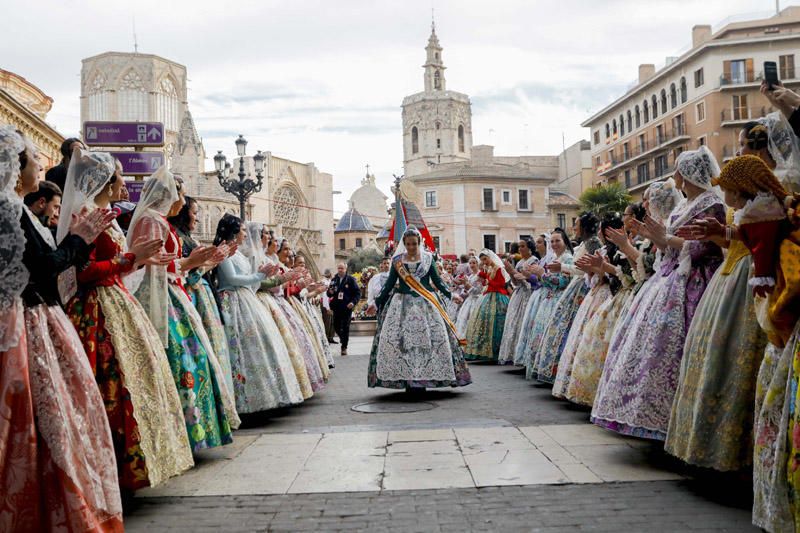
[{"x1": 376, "y1": 288, "x2": 456, "y2": 382}]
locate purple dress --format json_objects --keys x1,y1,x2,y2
[{"x1": 591, "y1": 191, "x2": 724, "y2": 440}]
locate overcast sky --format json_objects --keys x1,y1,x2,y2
[{"x1": 1, "y1": 0, "x2": 793, "y2": 216}]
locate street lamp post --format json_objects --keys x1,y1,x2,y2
[{"x1": 213, "y1": 134, "x2": 266, "y2": 221}]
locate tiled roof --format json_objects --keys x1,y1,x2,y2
[{"x1": 335, "y1": 208, "x2": 374, "y2": 232}]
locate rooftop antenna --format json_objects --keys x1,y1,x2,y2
[
  {"x1": 133, "y1": 15, "x2": 139, "y2": 53},
  {"x1": 776, "y1": 0, "x2": 781, "y2": 15}
]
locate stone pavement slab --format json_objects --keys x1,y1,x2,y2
[{"x1": 137, "y1": 424, "x2": 685, "y2": 497}]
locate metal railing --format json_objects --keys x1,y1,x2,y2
[
  {"x1": 597, "y1": 124, "x2": 688, "y2": 174},
  {"x1": 720, "y1": 71, "x2": 761, "y2": 86},
  {"x1": 720, "y1": 106, "x2": 768, "y2": 122}
]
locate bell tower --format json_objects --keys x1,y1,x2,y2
[
  {"x1": 401, "y1": 23, "x2": 473, "y2": 178},
  {"x1": 424, "y1": 22, "x2": 445, "y2": 92}
]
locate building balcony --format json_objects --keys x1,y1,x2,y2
[
  {"x1": 720, "y1": 106, "x2": 769, "y2": 127},
  {"x1": 627, "y1": 170, "x2": 676, "y2": 194},
  {"x1": 597, "y1": 125, "x2": 690, "y2": 176},
  {"x1": 719, "y1": 71, "x2": 761, "y2": 88}
]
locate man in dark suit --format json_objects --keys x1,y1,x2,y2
[{"x1": 327, "y1": 262, "x2": 360, "y2": 356}]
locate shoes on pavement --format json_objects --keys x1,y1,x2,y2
[
  {"x1": 329, "y1": 339, "x2": 339, "y2": 344},
  {"x1": 341, "y1": 349, "x2": 347, "y2": 356}
]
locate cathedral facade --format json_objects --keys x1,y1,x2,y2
[{"x1": 402, "y1": 26, "x2": 560, "y2": 256}]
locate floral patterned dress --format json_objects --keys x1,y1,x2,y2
[
  {"x1": 217, "y1": 251, "x2": 304, "y2": 413},
  {"x1": 564, "y1": 248, "x2": 636, "y2": 407},
  {"x1": 130, "y1": 219, "x2": 238, "y2": 452},
  {"x1": 531, "y1": 238, "x2": 601, "y2": 384},
  {"x1": 591, "y1": 192, "x2": 725, "y2": 440},
  {"x1": 67, "y1": 224, "x2": 193, "y2": 490},
  {"x1": 498, "y1": 256, "x2": 538, "y2": 365},
  {"x1": 666, "y1": 231, "x2": 767, "y2": 471},
  {"x1": 455, "y1": 272, "x2": 482, "y2": 338},
  {"x1": 520, "y1": 251, "x2": 574, "y2": 380},
  {"x1": 464, "y1": 269, "x2": 510, "y2": 362},
  {"x1": 178, "y1": 228, "x2": 235, "y2": 397},
  {"x1": 552, "y1": 268, "x2": 611, "y2": 400}
]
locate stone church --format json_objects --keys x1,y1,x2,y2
[
  {"x1": 80, "y1": 51, "x2": 335, "y2": 274},
  {"x1": 402, "y1": 25, "x2": 561, "y2": 255}
]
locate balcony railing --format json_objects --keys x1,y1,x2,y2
[
  {"x1": 719, "y1": 71, "x2": 761, "y2": 86},
  {"x1": 596, "y1": 124, "x2": 689, "y2": 175},
  {"x1": 720, "y1": 106, "x2": 769, "y2": 124}
]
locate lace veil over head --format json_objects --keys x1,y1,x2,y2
[
  {"x1": 0, "y1": 125, "x2": 29, "y2": 351},
  {"x1": 646, "y1": 178, "x2": 684, "y2": 224},
  {"x1": 124, "y1": 166, "x2": 178, "y2": 344},
  {"x1": 56, "y1": 149, "x2": 116, "y2": 243},
  {"x1": 760, "y1": 111, "x2": 800, "y2": 191},
  {"x1": 242, "y1": 221, "x2": 268, "y2": 271},
  {"x1": 479, "y1": 248, "x2": 511, "y2": 283},
  {"x1": 675, "y1": 145, "x2": 721, "y2": 191}
]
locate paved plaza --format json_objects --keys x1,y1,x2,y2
[{"x1": 126, "y1": 336, "x2": 758, "y2": 532}]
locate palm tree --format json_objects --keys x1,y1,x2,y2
[{"x1": 579, "y1": 183, "x2": 632, "y2": 216}]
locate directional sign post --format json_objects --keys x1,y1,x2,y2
[
  {"x1": 83, "y1": 121, "x2": 165, "y2": 147},
  {"x1": 110, "y1": 151, "x2": 164, "y2": 176}
]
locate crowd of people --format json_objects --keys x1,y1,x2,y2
[
  {"x1": 0, "y1": 129, "x2": 340, "y2": 531},
  {"x1": 3, "y1": 80, "x2": 800, "y2": 531},
  {"x1": 366, "y1": 82, "x2": 800, "y2": 533}
]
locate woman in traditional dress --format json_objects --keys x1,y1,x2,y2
[
  {"x1": 454, "y1": 256, "x2": 482, "y2": 338},
  {"x1": 282, "y1": 251, "x2": 331, "y2": 381},
  {"x1": 247, "y1": 235, "x2": 316, "y2": 399},
  {"x1": 592, "y1": 147, "x2": 725, "y2": 440},
  {"x1": 511, "y1": 234, "x2": 552, "y2": 366},
  {"x1": 60, "y1": 150, "x2": 193, "y2": 493},
  {"x1": 706, "y1": 156, "x2": 800, "y2": 533},
  {"x1": 464, "y1": 250, "x2": 511, "y2": 362},
  {"x1": 291, "y1": 254, "x2": 335, "y2": 370},
  {"x1": 529, "y1": 214, "x2": 601, "y2": 383},
  {"x1": 368, "y1": 227, "x2": 472, "y2": 390},
  {"x1": 498, "y1": 238, "x2": 539, "y2": 365},
  {"x1": 564, "y1": 206, "x2": 644, "y2": 407},
  {"x1": 666, "y1": 122, "x2": 777, "y2": 472},
  {"x1": 169, "y1": 196, "x2": 235, "y2": 395},
  {"x1": 212, "y1": 215, "x2": 304, "y2": 413},
  {"x1": 1, "y1": 127, "x2": 123, "y2": 531},
  {"x1": 517, "y1": 230, "x2": 573, "y2": 374},
  {"x1": 261, "y1": 239, "x2": 327, "y2": 393},
  {"x1": 126, "y1": 167, "x2": 238, "y2": 451},
  {"x1": 552, "y1": 213, "x2": 623, "y2": 400}
]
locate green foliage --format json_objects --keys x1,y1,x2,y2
[
  {"x1": 347, "y1": 249, "x2": 383, "y2": 274},
  {"x1": 579, "y1": 182, "x2": 632, "y2": 216}
]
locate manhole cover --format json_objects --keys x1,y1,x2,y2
[{"x1": 351, "y1": 401, "x2": 437, "y2": 413}]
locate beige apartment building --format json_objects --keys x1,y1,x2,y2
[
  {"x1": 402, "y1": 25, "x2": 593, "y2": 254},
  {"x1": 582, "y1": 7, "x2": 800, "y2": 197}
]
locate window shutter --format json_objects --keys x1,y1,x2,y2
[
  {"x1": 745, "y1": 59, "x2": 754, "y2": 82},
  {"x1": 723, "y1": 60, "x2": 731, "y2": 82}
]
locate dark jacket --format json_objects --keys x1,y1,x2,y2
[
  {"x1": 327, "y1": 274, "x2": 360, "y2": 312},
  {"x1": 21, "y1": 211, "x2": 91, "y2": 307}
]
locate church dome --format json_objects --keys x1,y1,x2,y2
[{"x1": 335, "y1": 208, "x2": 374, "y2": 232}]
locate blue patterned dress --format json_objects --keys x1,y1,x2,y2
[{"x1": 217, "y1": 252, "x2": 304, "y2": 413}]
